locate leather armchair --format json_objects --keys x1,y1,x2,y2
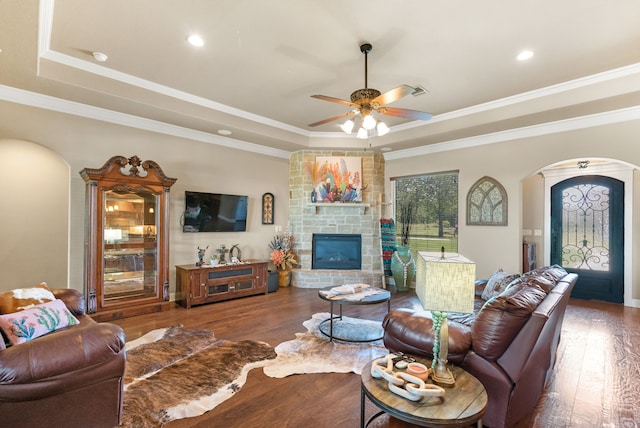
[{"x1": 0, "y1": 289, "x2": 126, "y2": 428}]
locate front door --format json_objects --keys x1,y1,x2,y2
[{"x1": 550, "y1": 175, "x2": 624, "y2": 303}]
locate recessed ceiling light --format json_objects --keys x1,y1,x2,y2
[
  {"x1": 517, "y1": 50, "x2": 534, "y2": 61},
  {"x1": 92, "y1": 52, "x2": 108, "y2": 62},
  {"x1": 380, "y1": 147, "x2": 392, "y2": 152},
  {"x1": 218, "y1": 129, "x2": 232, "y2": 135},
  {"x1": 187, "y1": 34, "x2": 204, "y2": 47}
]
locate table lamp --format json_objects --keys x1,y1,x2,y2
[{"x1": 416, "y1": 248, "x2": 475, "y2": 387}]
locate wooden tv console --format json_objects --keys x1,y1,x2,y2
[{"x1": 175, "y1": 260, "x2": 268, "y2": 309}]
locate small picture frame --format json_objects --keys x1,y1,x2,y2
[{"x1": 262, "y1": 192, "x2": 274, "y2": 224}]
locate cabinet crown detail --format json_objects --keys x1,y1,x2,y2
[{"x1": 80, "y1": 155, "x2": 177, "y2": 187}]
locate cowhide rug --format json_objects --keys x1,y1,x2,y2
[
  {"x1": 120, "y1": 325, "x2": 276, "y2": 428},
  {"x1": 263, "y1": 312, "x2": 389, "y2": 378}
]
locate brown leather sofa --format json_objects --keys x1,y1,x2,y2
[
  {"x1": 0, "y1": 288, "x2": 126, "y2": 428},
  {"x1": 383, "y1": 266, "x2": 577, "y2": 428}
]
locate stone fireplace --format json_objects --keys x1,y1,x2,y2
[{"x1": 288, "y1": 151, "x2": 386, "y2": 288}]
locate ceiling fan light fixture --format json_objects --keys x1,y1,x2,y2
[
  {"x1": 356, "y1": 127, "x2": 368, "y2": 139},
  {"x1": 376, "y1": 121, "x2": 390, "y2": 136},
  {"x1": 308, "y1": 42, "x2": 432, "y2": 135},
  {"x1": 340, "y1": 119, "x2": 355, "y2": 134},
  {"x1": 362, "y1": 114, "x2": 376, "y2": 130}
]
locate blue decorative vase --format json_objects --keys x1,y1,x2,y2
[{"x1": 390, "y1": 245, "x2": 415, "y2": 291}]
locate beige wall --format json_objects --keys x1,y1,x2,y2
[
  {"x1": 2, "y1": 100, "x2": 640, "y2": 304},
  {"x1": 0, "y1": 139, "x2": 69, "y2": 290},
  {"x1": 522, "y1": 173, "x2": 545, "y2": 264},
  {"x1": 386, "y1": 119, "x2": 640, "y2": 304},
  {"x1": 387, "y1": 142, "x2": 524, "y2": 279},
  {"x1": 0, "y1": 104, "x2": 289, "y2": 295}
]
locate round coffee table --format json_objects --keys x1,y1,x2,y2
[
  {"x1": 361, "y1": 358, "x2": 487, "y2": 427},
  {"x1": 317, "y1": 286, "x2": 391, "y2": 343}
]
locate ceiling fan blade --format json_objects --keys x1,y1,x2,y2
[
  {"x1": 378, "y1": 107, "x2": 433, "y2": 121},
  {"x1": 372, "y1": 85, "x2": 415, "y2": 106},
  {"x1": 311, "y1": 94, "x2": 356, "y2": 107},
  {"x1": 308, "y1": 111, "x2": 356, "y2": 127}
]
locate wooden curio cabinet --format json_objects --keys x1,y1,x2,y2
[{"x1": 80, "y1": 155, "x2": 177, "y2": 321}]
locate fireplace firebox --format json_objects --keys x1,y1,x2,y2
[{"x1": 312, "y1": 233, "x2": 362, "y2": 270}]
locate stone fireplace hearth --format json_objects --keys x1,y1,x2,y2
[{"x1": 288, "y1": 151, "x2": 386, "y2": 288}]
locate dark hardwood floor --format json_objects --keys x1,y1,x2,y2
[{"x1": 113, "y1": 286, "x2": 640, "y2": 428}]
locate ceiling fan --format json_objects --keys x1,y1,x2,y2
[{"x1": 308, "y1": 43, "x2": 432, "y2": 137}]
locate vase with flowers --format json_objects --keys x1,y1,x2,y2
[{"x1": 269, "y1": 230, "x2": 297, "y2": 287}]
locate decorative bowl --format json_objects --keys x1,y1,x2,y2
[{"x1": 406, "y1": 362, "x2": 430, "y2": 381}]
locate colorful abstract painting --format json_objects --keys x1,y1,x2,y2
[{"x1": 311, "y1": 156, "x2": 363, "y2": 202}]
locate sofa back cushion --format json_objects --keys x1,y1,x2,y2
[
  {"x1": 524, "y1": 264, "x2": 568, "y2": 283},
  {"x1": 507, "y1": 274, "x2": 556, "y2": 294},
  {"x1": 472, "y1": 281, "x2": 547, "y2": 360}
]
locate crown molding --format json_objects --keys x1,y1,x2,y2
[
  {"x1": 38, "y1": 3, "x2": 307, "y2": 138},
  {"x1": 384, "y1": 105, "x2": 640, "y2": 160},
  {"x1": 39, "y1": 50, "x2": 310, "y2": 138},
  {"x1": 0, "y1": 84, "x2": 291, "y2": 159},
  {"x1": 37, "y1": 0, "x2": 640, "y2": 145},
  {"x1": 392, "y1": 62, "x2": 640, "y2": 134},
  {"x1": 3, "y1": 83, "x2": 639, "y2": 162},
  {"x1": 20, "y1": 1, "x2": 640, "y2": 159}
]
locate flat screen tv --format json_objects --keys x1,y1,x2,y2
[{"x1": 183, "y1": 191, "x2": 248, "y2": 232}]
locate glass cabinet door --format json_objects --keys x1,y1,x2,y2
[{"x1": 103, "y1": 189, "x2": 159, "y2": 305}]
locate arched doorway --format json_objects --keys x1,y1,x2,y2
[
  {"x1": 0, "y1": 140, "x2": 70, "y2": 290},
  {"x1": 539, "y1": 159, "x2": 635, "y2": 306},
  {"x1": 550, "y1": 175, "x2": 624, "y2": 303}
]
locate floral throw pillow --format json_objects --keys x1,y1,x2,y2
[
  {"x1": 0, "y1": 299, "x2": 79, "y2": 346},
  {"x1": 481, "y1": 269, "x2": 520, "y2": 301}
]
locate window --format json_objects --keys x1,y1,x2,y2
[{"x1": 392, "y1": 171, "x2": 459, "y2": 256}]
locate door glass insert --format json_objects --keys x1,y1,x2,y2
[
  {"x1": 561, "y1": 183, "x2": 609, "y2": 271},
  {"x1": 103, "y1": 189, "x2": 159, "y2": 304}
]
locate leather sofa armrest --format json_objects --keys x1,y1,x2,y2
[
  {"x1": 383, "y1": 309, "x2": 471, "y2": 364},
  {"x1": 51, "y1": 288, "x2": 86, "y2": 316},
  {"x1": 0, "y1": 322, "x2": 125, "y2": 385}
]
